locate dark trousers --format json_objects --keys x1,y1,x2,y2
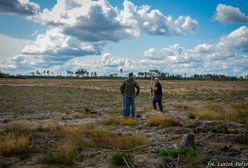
[
  {"x1": 152, "y1": 95, "x2": 163, "y2": 112},
  {"x1": 123, "y1": 96, "x2": 135, "y2": 117}
]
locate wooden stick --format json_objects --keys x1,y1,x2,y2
[{"x1": 123, "y1": 156, "x2": 131, "y2": 168}]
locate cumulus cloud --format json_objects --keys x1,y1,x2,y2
[
  {"x1": 11, "y1": 55, "x2": 44, "y2": 66},
  {"x1": 214, "y1": 4, "x2": 248, "y2": 24},
  {"x1": 0, "y1": 0, "x2": 40, "y2": 15},
  {"x1": 30, "y1": 0, "x2": 198, "y2": 42},
  {"x1": 48, "y1": 53, "x2": 138, "y2": 75},
  {"x1": 120, "y1": 1, "x2": 198, "y2": 35},
  {"x1": 45, "y1": 26, "x2": 248, "y2": 76},
  {"x1": 142, "y1": 26, "x2": 248, "y2": 76},
  {"x1": 0, "y1": 34, "x2": 31, "y2": 70},
  {"x1": 22, "y1": 28, "x2": 103, "y2": 57},
  {"x1": 217, "y1": 26, "x2": 248, "y2": 52},
  {"x1": 14, "y1": 0, "x2": 198, "y2": 69}
]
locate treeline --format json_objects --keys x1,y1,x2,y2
[
  {"x1": 0, "y1": 69, "x2": 247, "y2": 81},
  {"x1": 136, "y1": 70, "x2": 248, "y2": 81},
  {"x1": 0, "y1": 71, "x2": 19, "y2": 78}
]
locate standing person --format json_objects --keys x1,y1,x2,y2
[
  {"x1": 151, "y1": 78, "x2": 164, "y2": 112},
  {"x1": 120, "y1": 73, "x2": 140, "y2": 117}
]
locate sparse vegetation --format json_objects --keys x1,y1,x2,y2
[
  {"x1": 0, "y1": 79, "x2": 247, "y2": 167},
  {"x1": 0, "y1": 134, "x2": 29, "y2": 156},
  {"x1": 102, "y1": 117, "x2": 139, "y2": 126},
  {"x1": 159, "y1": 147, "x2": 212, "y2": 165},
  {"x1": 89, "y1": 129, "x2": 150, "y2": 149},
  {"x1": 41, "y1": 142, "x2": 78, "y2": 165},
  {"x1": 147, "y1": 113, "x2": 182, "y2": 127},
  {"x1": 187, "y1": 102, "x2": 240, "y2": 121},
  {"x1": 111, "y1": 152, "x2": 133, "y2": 166}
]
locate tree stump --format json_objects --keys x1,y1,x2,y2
[{"x1": 182, "y1": 133, "x2": 195, "y2": 147}]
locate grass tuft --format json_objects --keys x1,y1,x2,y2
[
  {"x1": 0, "y1": 134, "x2": 29, "y2": 156},
  {"x1": 159, "y1": 147, "x2": 197, "y2": 159},
  {"x1": 90, "y1": 129, "x2": 149, "y2": 149},
  {"x1": 111, "y1": 152, "x2": 133, "y2": 166},
  {"x1": 147, "y1": 113, "x2": 182, "y2": 127},
  {"x1": 187, "y1": 103, "x2": 239, "y2": 121},
  {"x1": 159, "y1": 147, "x2": 212, "y2": 165},
  {"x1": 102, "y1": 117, "x2": 139, "y2": 126},
  {"x1": 41, "y1": 143, "x2": 78, "y2": 165}
]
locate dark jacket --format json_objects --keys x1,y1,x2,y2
[
  {"x1": 120, "y1": 77, "x2": 140, "y2": 97},
  {"x1": 154, "y1": 82, "x2": 163, "y2": 96}
]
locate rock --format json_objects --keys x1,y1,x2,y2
[
  {"x1": 136, "y1": 113, "x2": 142, "y2": 118},
  {"x1": 221, "y1": 145, "x2": 229, "y2": 152},
  {"x1": 207, "y1": 131, "x2": 214, "y2": 138},
  {"x1": 2, "y1": 119, "x2": 10, "y2": 123},
  {"x1": 136, "y1": 125, "x2": 144, "y2": 130},
  {"x1": 215, "y1": 98, "x2": 222, "y2": 102},
  {"x1": 182, "y1": 133, "x2": 195, "y2": 147}
]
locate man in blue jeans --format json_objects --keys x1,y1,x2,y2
[{"x1": 120, "y1": 73, "x2": 140, "y2": 117}]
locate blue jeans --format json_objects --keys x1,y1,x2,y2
[{"x1": 123, "y1": 96, "x2": 135, "y2": 117}]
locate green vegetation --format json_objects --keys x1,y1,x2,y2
[
  {"x1": 159, "y1": 147, "x2": 212, "y2": 165},
  {"x1": 41, "y1": 143, "x2": 78, "y2": 165},
  {"x1": 111, "y1": 152, "x2": 133, "y2": 166}
]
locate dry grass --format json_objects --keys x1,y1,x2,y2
[
  {"x1": 120, "y1": 117, "x2": 139, "y2": 126},
  {"x1": 102, "y1": 117, "x2": 139, "y2": 126},
  {"x1": 41, "y1": 125, "x2": 84, "y2": 165},
  {"x1": 44, "y1": 120, "x2": 63, "y2": 137},
  {"x1": 0, "y1": 134, "x2": 29, "y2": 156},
  {"x1": 90, "y1": 129, "x2": 150, "y2": 149},
  {"x1": 187, "y1": 103, "x2": 239, "y2": 121},
  {"x1": 41, "y1": 142, "x2": 78, "y2": 165},
  {"x1": 147, "y1": 113, "x2": 182, "y2": 127},
  {"x1": 7, "y1": 122, "x2": 36, "y2": 135}
]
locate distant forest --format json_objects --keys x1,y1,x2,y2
[{"x1": 0, "y1": 69, "x2": 247, "y2": 81}]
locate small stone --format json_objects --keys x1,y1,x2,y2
[
  {"x1": 136, "y1": 125, "x2": 143, "y2": 129},
  {"x1": 207, "y1": 131, "x2": 214, "y2": 138},
  {"x1": 2, "y1": 119, "x2": 10, "y2": 123}
]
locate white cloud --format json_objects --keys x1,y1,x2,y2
[
  {"x1": 119, "y1": 0, "x2": 198, "y2": 36},
  {"x1": 48, "y1": 52, "x2": 139, "y2": 75},
  {"x1": 214, "y1": 4, "x2": 248, "y2": 24},
  {"x1": 217, "y1": 26, "x2": 248, "y2": 52},
  {"x1": 46, "y1": 25, "x2": 248, "y2": 76},
  {"x1": 141, "y1": 26, "x2": 248, "y2": 76},
  {"x1": 0, "y1": 34, "x2": 31, "y2": 70},
  {"x1": 22, "y1": 28, "x2": 103, "y2": 57},
  {"x1": 0, "y1": 0, "x2": 40, "y2": 15},
  {"x1": 16, "y1": 0, "x2": 198, "y2": 69},
  {"x1": 30, "y1": 0, "x2": 198, "y2": 42}
]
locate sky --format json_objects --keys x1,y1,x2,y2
[{"x1": 0, "y1": 0, "x2": 248, "y2": 76}]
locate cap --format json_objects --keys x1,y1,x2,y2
[{"x1": 154, "y1": 78, "x2": 159, "y2": 81}]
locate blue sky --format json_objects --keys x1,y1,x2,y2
[{"x1": 0, "y1": 0, "x2": 248, "y2": 76}]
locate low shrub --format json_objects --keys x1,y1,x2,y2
[
  {"x1": 159, "y1": 147, "x2": 212, "y2": 165},
  {"x1": 111, "y1": 152, "x2": 133, "y2": 166}
]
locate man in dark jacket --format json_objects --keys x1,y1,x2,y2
[
  {"x1": 151, "y1": 78, "x2": 163, "y2": 112},
  {"x1": 120, "y1": 73, "x2": 140, "y2": 117}
]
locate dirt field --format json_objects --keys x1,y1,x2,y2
[{"x1": 0, "y1": 79, "x2": 247, "y2": 168}]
